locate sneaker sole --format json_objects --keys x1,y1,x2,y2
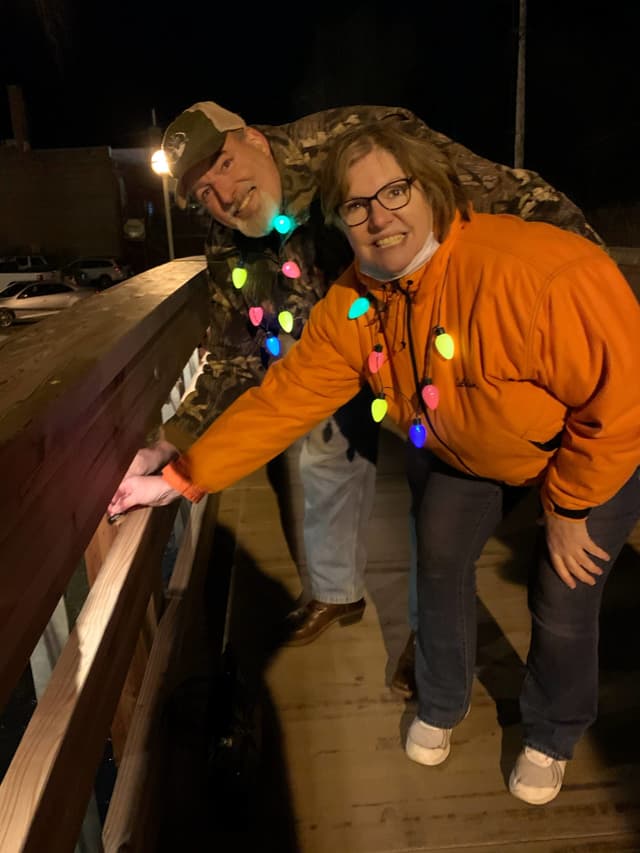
[
  {"x1": 405, "y1": 738, "x2": 450, "y2": 766},
  {"x1": 508, "y1": 770, "x2": 562, "y2": 805},
  {"x1": 405, "y1": 707, "x2": 470, "y2": 766}
]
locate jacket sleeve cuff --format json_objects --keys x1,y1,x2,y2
[
  {"x1": 550, "y1": 503, "x2": 591, "y2": 519},
  {"x1": 541, "y1": 492, "x2": 592, "y2": 520},
  {"x1": 161, "y1": 459, "x2": 206, "y2": 503}
]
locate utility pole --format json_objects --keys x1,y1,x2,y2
[{"x1": 514, "y1": 0, "x2": 527, "y2": 168}]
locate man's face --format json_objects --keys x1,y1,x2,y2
[{"x1": 186, "y1": 128, "x2": 283, "y2": 237}]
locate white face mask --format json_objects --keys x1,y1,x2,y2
[{"x1": 361, "y1": 231, "x2": 441, "y2": 281}]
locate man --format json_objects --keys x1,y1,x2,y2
[{"x1": 135, "y1": 100, "x2": 601, "y2": 697}]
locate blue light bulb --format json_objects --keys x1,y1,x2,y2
[
  {"x1": 265, "y1": 334, "x2": 281, "y2": 357},
  {"x1": 409, "y1": 420, "x2": 426, "y2": 448}
]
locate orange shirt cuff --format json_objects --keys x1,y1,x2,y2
[{"x1": 161, "y1": 459, "x2": 206, "y2": 503}]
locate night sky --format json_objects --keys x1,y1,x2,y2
[{"x1": 3, "y1": 0, "x2": 639, "y2": 215}]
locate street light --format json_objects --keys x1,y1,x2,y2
[{"x1": 150, "y1": 149, "x2": 175, "y2": 260}]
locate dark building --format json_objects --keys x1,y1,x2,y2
[{"x1": 0, "y1": 86, "x2": 207, "y2": 274}]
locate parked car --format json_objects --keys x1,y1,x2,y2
[
  {"x1": 62, "y1": 257, "x2": 133, "y2": 290},
  {"x1": 0, "y1": 280, "x2": 95, "y2": 327},
  {"x1": 0, "y1": 260, "x2": 60, "y2": 291},
  {"x1": 0, "y1": 254, "x2": 54, "y2": 273}
]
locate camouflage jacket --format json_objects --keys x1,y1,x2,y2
[{"x1": 163, "y1": 105, "x2": 603, "y2": 450}]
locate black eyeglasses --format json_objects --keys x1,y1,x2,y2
[{"x1": 337, "y1": 177, "x2": 415, "y2": 227}]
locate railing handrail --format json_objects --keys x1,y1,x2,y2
[
  {"x1": 0, "y1": 258, "x2": 212, "y2": 852},
  {"x1": 0, "y1": 258, "x2": 208, "y2": 711}
]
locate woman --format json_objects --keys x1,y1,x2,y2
[{"x1": 109, "y1": 123, "x2": 640, "y2": 804}]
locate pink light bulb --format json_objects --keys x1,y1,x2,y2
[
  {"x1": 282, "y1": 261, "x2": 301, "y2": 279},
  {"x1": 421, "y1": 383, "x2": 440, "y2": 410},
  {"x1": 249, "y1": 306, "x2": 264, "y2": 326},
  {"x1": 368, "y1": 346, "x2": 386, "y2": 374}
]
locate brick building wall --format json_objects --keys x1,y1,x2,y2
[
  {"x1": 0, "y1": 144, "x2": 208, "y2": 273},
  {"x1": 0, "y1": 146, "x2": 124, "y2": 265}
]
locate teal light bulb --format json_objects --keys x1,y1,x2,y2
[
  {"x1": 348, "y1": 296, "x2": 371, "y2": 319},
  {"x1": 273, "y1": 214, "x2": 293, "y2": 234}
]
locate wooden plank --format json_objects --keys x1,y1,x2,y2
[
  {"x1": 84, "y1": 516, "x2": 162, "y2": 765},
  {"x1": 0, "y1": 260, "x2": 208, "y2": 712},
  {"x1": 83, "y1": 516, "x2": 121, "y2": 585},
  {"x1": 102, "y1": 493, "x2": 220, "y2": 853},
  {"x1": 0, "y1": 503, "x2": 177, "y2": 853},
  {"x1": 107, "y1": 610, "x2": 158, "y2": 767}
]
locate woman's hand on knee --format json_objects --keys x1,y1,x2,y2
[{"x1": 543, "y1": 515, "x2": 610, "y2": 589}]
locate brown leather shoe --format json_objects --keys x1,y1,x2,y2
[
  {"x1": 284, "y1": 598, "x2": 366, "y2": 646},
  {"x1": 391, "y1": 631, "x2": 416, "y2": 699}
]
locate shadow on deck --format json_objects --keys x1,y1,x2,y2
[{"x1": 159, "y1": 430, "x2": 640, "y2": 853}]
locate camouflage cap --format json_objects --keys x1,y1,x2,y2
[{"x1": 162, "y1": 101, "x2": 246, "y2": 208}]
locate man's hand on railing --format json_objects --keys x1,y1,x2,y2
[
  {"x1": 108, "y1": 475, "x2": 181, "y2": 518},
  {"x1": 122, "y1": 439, "x2": 179, "y2": 478},
  {"x1": 107, "y1": 439, "x2": 180, "y2": 521}
]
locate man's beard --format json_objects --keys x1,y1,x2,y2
[{"x1": 234, "y1": 189, "x2": 281, "y2": 238}]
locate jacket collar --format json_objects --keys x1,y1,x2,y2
[{"x1": 261, "y1": 126, "x2": 317, "y2": 227}]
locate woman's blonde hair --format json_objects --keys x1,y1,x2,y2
[{"x1": 320, "y1": 122, "x2": 470, "y2": 240}]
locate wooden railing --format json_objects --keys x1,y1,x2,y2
[{"x1": 0, "y1": 259, "x2": 221, "y2": 852}]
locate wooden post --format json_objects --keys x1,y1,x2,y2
[{"x1": 514, "y1": 0, "x2": 527, "y2": 168}]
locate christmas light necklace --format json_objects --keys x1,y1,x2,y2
[
  {"x1": 230, "y1": 212, "x2": 299, "y2": 357},
  {"x1": 390, "y1": 262, "x2": 477, "y2": 475},
  {"x1": 346, "y1": 258, "x2": 461, "y2": 453}
]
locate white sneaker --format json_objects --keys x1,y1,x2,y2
[
  {"x1": 405, "y1": 718, "x2": 453, "y2": 766},
  {"x1": 509, "y1": 746, "x2": 567, "y2": 805}
]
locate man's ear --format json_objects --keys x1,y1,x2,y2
[{"x1": 244, "y1": 126, "x2": 271, "y2": 154}]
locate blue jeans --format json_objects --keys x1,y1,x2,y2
[
  {"x1": 408, "y1": 501, "x2": 419, "y2": 633},
  {"x1": 406, "y1": 444, "x2": 640, "y2": 759},
  {"x1": 299, "y1": 386, "x2": 379, "y2": 603}
]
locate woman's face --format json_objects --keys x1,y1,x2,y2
[{"x1": 340, "y1": 147, "x2": 434, "y2": 280}]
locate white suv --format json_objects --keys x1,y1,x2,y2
[
  {"x1": 0, "y1": 254, "x2": 53, "y2": 272},
  {"x1": 63, "y1": 257, "x2": 132, "y2": 290}
]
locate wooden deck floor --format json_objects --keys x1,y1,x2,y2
[{"x1": 165, "y1": 429, "x2": 640, "y2": 853}]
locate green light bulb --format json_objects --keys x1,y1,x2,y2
[
  {"x1": 232, "y1": 267, "x2": 247, "y2": 289},
  {"x1": 434, "y1": 327, "x2": 454, "y2": 360},
  {"x1": 371, "y1": 396, "x2": 388, "y2": 423},
  {"x1": 278, "y1": 310, "x2": 294, "y2": 333}
]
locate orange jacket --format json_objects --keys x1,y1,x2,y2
[{"x1": 164, "y1": 211, "x2": 640, "y2": 515}]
